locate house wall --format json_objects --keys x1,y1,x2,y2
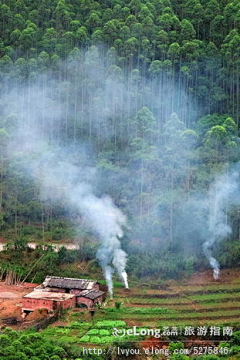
[
  {"x1": 77, "y1": 296, "x2": 94, "y2": 309},
  {"x1": 22, "y1": 280, "x2": 103, "y2": 313},
  {"x1": 56, "y1": 297, "x2": 76, "y2": 309},
  {"x1": 22, "y1": 297, "x2": 76, "y2": 312},
  {"x1": 22, "y1": 298, "x2": 54, "y2": 311},
  {"x1": 76, "y1": 295, "x2": 103, "y2": 309}
]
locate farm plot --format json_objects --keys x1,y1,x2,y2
[
  {"x1": 111, "y1": 269, "x2": 240, "y2": 328},
  {"x1": 42, "y1": 269, "x2": 240, "y2": 356}
]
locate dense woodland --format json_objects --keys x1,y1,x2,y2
[{"x1": 0, "y1": 0, "x2": 240, "y2": 279}]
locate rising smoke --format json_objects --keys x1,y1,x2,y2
[
  {"x1": 1, "y1": 46, "x2": 239, "y2": 289},
  {"x1": 203, "y1": 169, "x2": 239, "y2": 279},
  {"x1": 180, "y1": 166, "x2": 240, "y2": 280},
  {"x1": 2, "y1": 67, "x2": 133, "y2": 296},
  {"x1": 16, "y1": 141, "x2": 128, "y2": 297}
]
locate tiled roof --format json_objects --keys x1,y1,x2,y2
[
  {"x1": 43, "y1": 276, "x2": 97, "y2": 290},
  {"x1": 79, "y1": 289, "x2": 105, "y2": 300}
]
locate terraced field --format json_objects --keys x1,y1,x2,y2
[
  {"x1": 110, "y1": 269, "x2": 240, "y2": 328},
  {"x1": 41, "y1": 269, "x2": 240, "y2": 358}
]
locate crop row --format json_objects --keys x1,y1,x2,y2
[
  {"x1": 150, "y1": 284, "x2": 240, "y2": 292},
  {"x1": 119, "y1": 292, "x2": 240, "y2": 304},
  {"x1": 115, "y1": 309, "x2": 240, "y2": 320},
  {"x1": 122, "y1": 302, "x2": 240, "y2": 312}
]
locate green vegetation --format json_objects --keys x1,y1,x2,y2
[
  {"x1": 0, "y1": 0, "x2": 239, "y2": 357},
  {"x1": 95, "y1": 320, "x2": 126, "y2": 328},
  {"x1": 0, "y1": 0, "x2": 239, "y2": 281},
  {"x1": 105, "y1": 306, "x2": 177, "y2": 314},
  {"x1": 0, "y1": 327, "x2": 74, "y2": 359},
  {"x1": 115, "y1": 291, "x2": 240, "y2": 305},
  {"x1": 0, "y1": 277, "x2": 240, "y2": 358},
  {"x1": 0, "y1": 243, "x2": 99, "y2": 283}
]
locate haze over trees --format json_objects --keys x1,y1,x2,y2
[{"x1": 0, "y1": 0, "x2": 239, "y2": 279}]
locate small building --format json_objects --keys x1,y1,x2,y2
[
  {"x1": 22, "y1": 276, "x2": 106, "y2": 313},
  {"x1": 35, "y1": 276, "x2": 100, "y2": 293},
  {"x1": 22, "y1": 291, "x2": 76, "y2": 314},
  {"x1": 76, "y1": 289, "x2": 105, "y2": 309}
]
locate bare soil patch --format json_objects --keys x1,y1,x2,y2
[
  {"x1": 0, "y1": 292, "x2": 19, "y2": 299},
  {"x1": 0, "y1": 281, "x2": 37, "y2": 329},
  {"x1": 183, "y1": 268, "x2": 240, "y2": 286}
]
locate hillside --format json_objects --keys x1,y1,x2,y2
[
  {"x1": 1, "y1": 270, "x2": 240, "y2": 359},
  {"x1": 0, "y1": 0, "x2": 239, "y2": 358},
  {"x1": 0, "y1": 0, "x2": 240, "y2": 281}
]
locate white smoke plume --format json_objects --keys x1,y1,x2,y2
[
  {"x1": 1, "y1": 46, "x2": 239, "y2": 288},
  {"x1": 32, "y1": 150, "x2": 128, "y2": 297},
  {"x1": 203, "y1": 170, "x2": 239, "y2": 279},
  {"x1": 203, "y1": 242, "x2": 220, "y2": 280},
  {"x1": 112, "y1": 249, "x2": 129, "y2": 288},
  {"x1": 121, "y1": 271, "x2": 129, "y2": 289},
  {"x1": 6, "y1": 119, "x2": 128, "y2": 297}
]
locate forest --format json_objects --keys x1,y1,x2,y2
[{"x1": 0, "y1": 0, "x2": 240, "y2": 280}]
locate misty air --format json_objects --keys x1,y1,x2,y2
[{"x1": 0, "y1": 1, "x2": 239, "y2": 358}]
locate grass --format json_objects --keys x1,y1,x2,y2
[
  {"x1": 150, "y1": 285, "x2": 240, "y2": 292},
  {"x1": 190, "y1": 292, "x2": 240, "y2": 301},
  {"x1": 121, "y1": 301, "x2": 240, "y2": 312},
  {"x1": 96, "y1": 309, "x2": 240, "y2": 321},
  {"x1": 197, "y1": 301, "x2": 240, "y2": 309},
  {"x1": 120, "y1": 291, "x2": 240, "y2": 304},
  {"x1": 105, "y1": 307, "x2": 177, "y2": 315}
]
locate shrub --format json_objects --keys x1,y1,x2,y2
[
  {"x1": 101, "y1": 336, "x2": 114, "y2": 344},
  {"x1": 2, "y1": 345, "x2": 16, "y2": 356},
  {"x1": 233, "y1": 331, "x2": 240, "y2": 345},
  {"x1": 170, "y1": 355, "x2": 189, "y2": 360},
  {"x1": 231, "y1": 345, "x2": 240, "y2": 355},
  {"x1": 99, "y1": 330, "x2": 110, "y2": 336},
  {"x1": 89, "y1": 336, "x2": 101, "y2": 344},
  {"x1": 70, "y1": 321, "x2": 90, "y2": 329},
  {"x1": 169, "y1": 342, "x2": 184, "y2": 352},
  {"x1": 79, "y1": 335, "x2": 90, "y2": 342},
  {"x1": 0, "y1": 335, "x2": 11, "y2": 347},
  {"x1": 115, "y1": 301, "x2": 122, "y2": 310},
  {"x1": 2, "y1": 328, "x2": 18, "y2": 341},
  {"x1": 12, "y1": 352, "x2": 28, "y2": 360},
  {"x1": 87, "y1": 329, "x2": 99, "y2": 335}
]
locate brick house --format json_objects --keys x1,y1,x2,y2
[
  {"x1": 76, "y1": 289, "x2": 105, "y2": 309},
  {"x1": 22, "y1": 292, "x2": 76, "y2": 314},
  {"x1": 35, "y1": 276, "x2": 100, "y2": 293},
  {"x1": 22, "y1": 276, "x2": 106, "y2": 313}
]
